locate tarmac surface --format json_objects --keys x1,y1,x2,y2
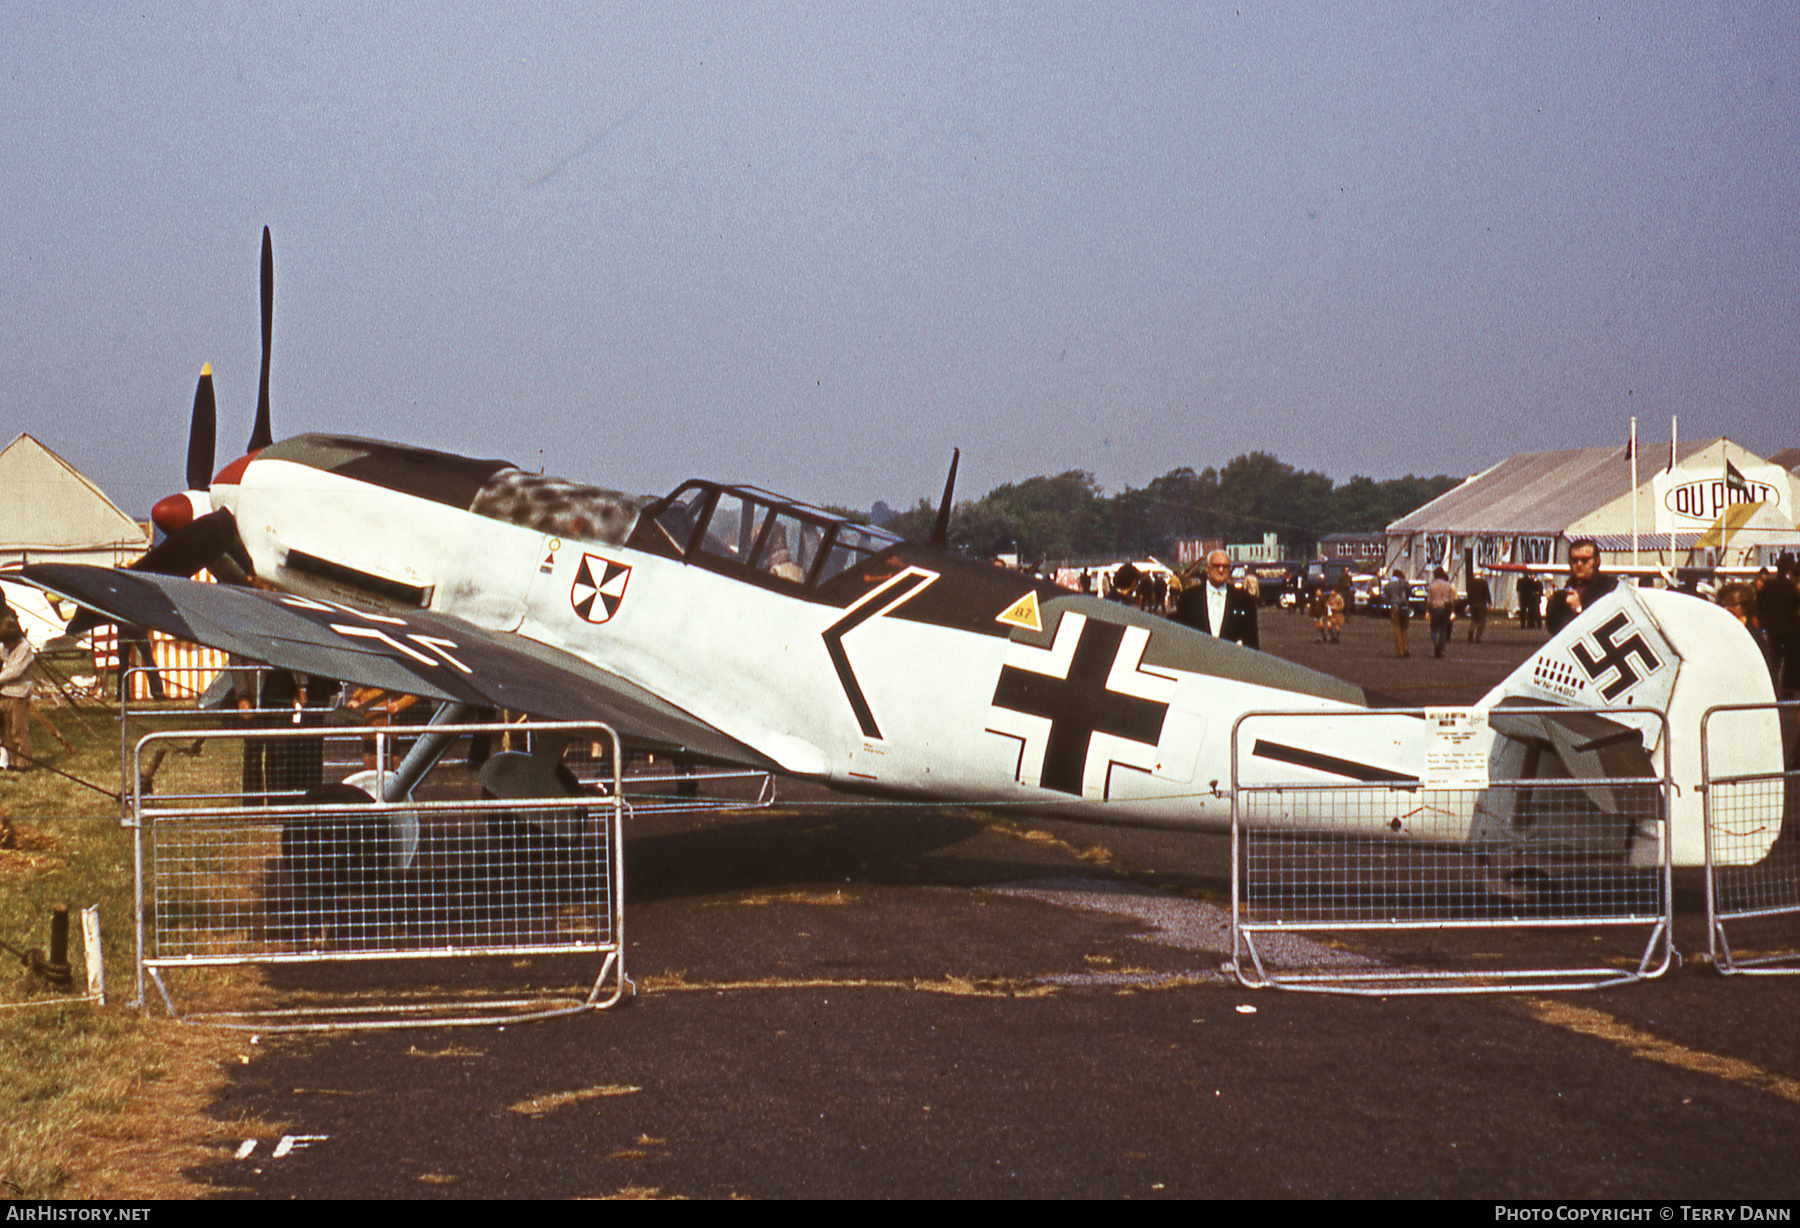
[{"x1": 187, "y1": 606, "x2": 1800, "y2": 1199}]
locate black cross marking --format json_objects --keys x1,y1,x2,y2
[
  {"x1": 1569, "y1": 613, "x2": 1662, "y2": 700},
  {"x1": 990, "y1": 619, "x2": 1169, "y2": 796}
]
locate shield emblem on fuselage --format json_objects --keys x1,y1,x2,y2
[{"x1": 571, "y1": 554, "x2": 631, "y2": 624}]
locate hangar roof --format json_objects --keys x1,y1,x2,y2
[{"x1": 1388, "y1": 439, "x2": 1720, "y2": 536}]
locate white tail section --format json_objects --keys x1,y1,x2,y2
[{"x1": 1476, "y1": 584, "x2": 1778, "y2": 866}]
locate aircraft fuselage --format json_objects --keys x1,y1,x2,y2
[
  {"x1": 150, "y1": 431, "x2": 1773, "y2": 868},
  {"x1": 209, "y1": 435, "x2": 1447, "y2": 839}
]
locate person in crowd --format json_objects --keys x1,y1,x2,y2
[
  {"x1": 0, "y1": 617, "x2": 34, "y2": 771},
  {"x1": 1175, "y1": 550, "x2": 1259, "y2": 648},
  {"x1": 1384, "y1": 568, "x2": 1411, "y2": 658},
  {"x1": 1108, "y1": 562, "x2": 1143, "y2": 607},
  {"x1": 1466, "y1": 571, "x2": 1491, "y2": 643},
  {"x1": 1751, "y1": 557, "x2": 1800, "y2": 769},
  {"x1": 1545, "y1": 539, "x2": 1618, "y2": 635},
  {"x1": 1756, "y1": 557, "x2": 1799, "y2": 697},
  {"x1": 1307, "y1": 584, "x2": 1330, "y2": 643},
  {"x1": 1517, "y1": 572, "x2": 1542, "y2": 630},
  {"x1": 1718, "y1": 581, "x2": 1760, "y2": 639},
  {"x1": 118, "y1": 629, "x2": 166, "y2": 702},
  {"x1": 1324, "y1": 576, "x2": 1347, "y2": 644},
  {"x1": 1426, "y1": 567, "x2": 1456, "y2": 657}
]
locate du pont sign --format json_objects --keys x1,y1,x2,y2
[{"x1": 1651, "y1": 459, "x2": 1789, "y2": 534}]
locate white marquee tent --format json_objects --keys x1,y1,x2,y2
[
  {"x1": 1385, "y1": 437, "x2": 1798, "y2": 611},
  {"x1": 0, "y1": 432, "x2": 147, "y2": 650}
]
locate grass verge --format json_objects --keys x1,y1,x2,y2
[{"x1": 0, "y1": 696, "x2": 265, "y2": 1198}]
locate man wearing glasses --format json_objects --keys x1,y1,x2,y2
[
  {"x1": 1545, "y1": 538, "x2": 1618, "y2": 635},
  {"x1": 1175, "y1": 550, "x2": 1260, "y2": 649}
]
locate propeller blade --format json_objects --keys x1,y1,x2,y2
[
  {"x1": 129, "y1": 509, "x2": 249, "y2": 579},
  {"x1": 930, "y1": 448, "x2": 960, "y2": 548},
  {"x1": 186, "y1": 364, "x2": 217, "y2": 492},
  {"x1": 248, "y1": 226, "x2": 274, "y2": 452}
]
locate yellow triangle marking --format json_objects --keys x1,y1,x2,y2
[{"x1": 995, "y1": 590, "x2": 1042, "y2": 632}]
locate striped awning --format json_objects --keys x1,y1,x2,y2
[{"x1": 1587, "y1": 533, "x2": 1706, "y2": 552}]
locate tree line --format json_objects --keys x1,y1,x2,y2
[{"x1": 874, "y1": 452, "x2": 1462, "y2": 565}]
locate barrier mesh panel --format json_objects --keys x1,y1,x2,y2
[
  {"x1": 1709, "y1": 775, "x2": 1800, "y2": 918},
  {"x1": 1240, "y1": 783, "x2": 1664, "y2": 927},
  {"x1": 149, "y1": 801, "x2": 612, "y2": 959},
  {"x1": 1232, "y1": 705, "x2": 1671, "y2": 993}
]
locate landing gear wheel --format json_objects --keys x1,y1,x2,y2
[{"x1": 280, "y1": 782, "x2": 388, "y2": 890}]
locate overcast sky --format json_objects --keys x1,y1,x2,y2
[{"x1": 4, "y1": 3, "x2": 1795, "y2": 517}]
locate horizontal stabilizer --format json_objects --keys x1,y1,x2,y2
[{"x1": 1488, "y1": 697, "x2": 1653, "y2": 817}]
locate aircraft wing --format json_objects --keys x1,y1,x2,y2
[{"x1": 12, "y1": 563, "x2": 776, "y2": 769}]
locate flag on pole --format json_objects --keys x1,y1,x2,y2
[
  {"x1": 1629, "y1": 417, "x2": 1640, "y2": 568},
  {"x1": 1726, "y1": 458, "x2": 1749, "y2": 498},
  {"x1": 1668, "y1": 416, "x2": 1678, "y2": 569}
]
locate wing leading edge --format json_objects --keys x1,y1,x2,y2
[{"x1": 13, "y1": 563, "x2": 775, "y2": 769}]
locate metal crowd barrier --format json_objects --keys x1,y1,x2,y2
[
  {"x1": 127, "y1": 712, "x2": 629, "y2": 1030},
  {"x1": 1230, "y1": 704, "x2": 1673, "y2": 995},
  {"x1": 1702, "y1": 699, "x2": 1800, "y2": 974},
  {"x1": 115, "y1": 667, "x2": 776, "y2": 1028}
]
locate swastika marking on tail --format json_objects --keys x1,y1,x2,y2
[{"x1": 1569, "y1": 613, "x2": 1661, "y2": 700}]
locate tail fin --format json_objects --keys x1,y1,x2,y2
[{"x1": 1475, "y1": 584, "x2": 1778, "y2": 866}]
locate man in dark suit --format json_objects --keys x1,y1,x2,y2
[
  {"x1": 1758, "y1": 556, "x2": 1799, "y2": 696},
  {"x1": 1517, "y1": 572, "x2": 1542, "y2": 629},
  {"x1": 1545, "y1": 538, "x2": 1619, "y2": 635},
  {"x1": 1175, "y1": 550, "x2": 1259, "y2": 649}
]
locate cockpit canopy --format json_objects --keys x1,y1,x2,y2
[{"x1": 641, "y1": 482, "x2": 903, "y2": 588}]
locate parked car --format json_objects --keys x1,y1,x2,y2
[
  {"x1": 1299, "y1": 558, "x2": 1359, "y2": 611},
  {"x1": 1244, "y1": 560, "x2": 1302, "y2": 607},
  {"x1": 1402, "y1": 580, "x2": 1470, "y2": 617},
  {"x1": 1366, "y1": 578, "x2": 1399, "y2": 617},
  {"x1": 1364, "y1": 578, "x2": 1433, "y2": 618}
]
